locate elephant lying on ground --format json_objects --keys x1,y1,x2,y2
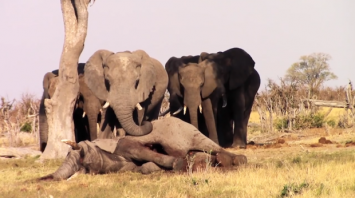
[
  {"x1": 37, "y1": 117, "x2": 247, "y2": 181},
  {"x1": 84, "y1": 49, "x2": 168, "y2": 137}
]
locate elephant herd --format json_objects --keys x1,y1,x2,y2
[{"x1": 39, "y1": 47, "x2": 260, "y2": 152}]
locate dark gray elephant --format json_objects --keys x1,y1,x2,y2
[
  {"x1": 198, "y1": 48, "x2": 261, "y2": 148},
  {"x1": 37, "y1": 117, "x2": 247, "y2": 181},
  {"x1": 83, "y1": 49, "x2": 168, "y2": 136},
  {"x1": 39, "y1": 63, "x2": 111, "y2": 152},
  {"x1": 164, "y1": 55, "x2": 227, "y2": 145}
]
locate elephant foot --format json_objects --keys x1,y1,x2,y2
[
  {"x1": 232, "y1": 155, "x2": 247, "y2": 166},
  {"x1": 216, "y1": 152, "x2": 234, "y2": 167},
  {"x1": 188, "y1": 152, "x2": 216, "y2": 172},
  {"x1": 231, "y1": 141, "x2": 247, "y2": 149},
  {"x1": 216, "y1": 152, "x2": 247, "y2": 167},
  {"x1": 138, "y1": 162, "x2": 163, "y2": 174}
]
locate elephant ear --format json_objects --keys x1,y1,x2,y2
[
  {"x1": 132, "y1": 50, "x2": 157, "y2": 103},
  {"x1": 165, "y1": 57, "x2": 183, "y2": 97},
  {"x1": 84, "y1": 50, "x2": 114, "y2": 102},
  {"x1": 223, "y1": 48, "x2": 255, "y2": 90},
  {"x1": 201, "y1": 63, "x2": 218, "y2": 99}
]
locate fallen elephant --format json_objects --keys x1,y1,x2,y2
[{"x1": 38, "y1": 117, "x2": 247, "y2": 181}]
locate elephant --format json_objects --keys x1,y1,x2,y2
[
  {"x1": 164, "y1": 55, "x2": 227, "y2": 145},
  {"x1": 39, "y1": 63, "x2": 112, "y2": 152},
  {"x1": 198, "y1": 47, "x2": 261, "y2": 148},
  {"x1": 83, "y1": 49, "x2": 168, "y2": 137},
  {"x1": 37, "y1": 117, "x2": 247, "y2": 181}
]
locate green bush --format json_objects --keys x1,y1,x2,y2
[
  {"x1": 20, "y1": 122, "x2": 32, "y2": 132},
  {"x1": 274, "y1": 117, "x2": 288, "y2": 130},
  {"x1": 326, "y1": 119, "x2": 336, "y2": 127},
  {"x1": 274, "y1": 113, "x2": 326, "y2": 131}
]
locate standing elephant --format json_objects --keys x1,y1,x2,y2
[
  {"x1": 165, "y1": 55, "x2": 227, "y2": 144},
  {"x1": 39, "y1": 63, "x2": 110, "y2": 152},
  {"x1": 198, "y1": 48, "x2": 261, "y2": 148},
  {"x1": 84, "y1": 49, "x2": 168, "y2": 136}
]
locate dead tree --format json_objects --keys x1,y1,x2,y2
[{"x1": 41, "y1": 0, "x2": 93, "y2": 159}]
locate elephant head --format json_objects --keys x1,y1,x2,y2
[
  {"x1": 198, "y1": 48, "x2": 256, "y2": 91},
  {"x1": 84, "y1": 49, "x2": 157, "y2": 136},
  {"x1": 166, "y1": 55, "x2": 221, "y2": 129}
]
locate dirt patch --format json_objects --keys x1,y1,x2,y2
[{"x1": 230, "y1": 128, "x2": 355, "y2": 163}]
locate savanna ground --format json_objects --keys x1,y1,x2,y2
[{"x1": 1, "y1": 108, "x2": 355, "y2": 198}]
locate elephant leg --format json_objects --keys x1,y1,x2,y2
[
  {"x1": 201, "y1": 98, "x2": 219, "y2": 144},
  {"x1": 135, "y1": 162, "x2": 163, "y2": 174},
  {"x1": 230, "y1": 87, "x2": 247, "y2": 148},
  {"x1": 98, "y1": 107, "x2": 115, "y2": 139},
  {"x1": 39, "y1": 96, "x2": 48, "y2": 152},
  {"x1": 73, "y1": 107, "x2": 90, "y2": 142},
  {"x1": 216, "y1": 99, "x2": 233, "y2": 148},
  {"x1": 117, "y1": 138, "x2": 178, "y2": 169}
]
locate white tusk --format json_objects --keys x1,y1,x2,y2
[
  {"x1": 61, "y1": 139, "x2": 80, "y2": 150},
  {"x1": 172, "y1": 107, "x2": 182, "y2": 115},
  {"x1": 199, "y1": 105, "x2": 202, "y2": 113},
  {"x1": 222, "y1": 96, "x2": 227, "y2": 108},
  {"x1": 136, "y1": 103, "x2": 143, "y2": 110},
  {"x1": 67, "y1": 171, "x2": 80, "y2": 181},
  {"x1": 82, "y1": 111, "x2": 86, "y2": 118},
  {"x1": 222, "y1": 101, "x2": 227, "y2": 108},
  {"x1": 183, "y1": 105, "x2": 187, "y2": 115},
  {"x1": 97, "y1": 123, "x2": 100, "y2": 132},
  {"x1": 103, "y1": 102, "x2": 110, "y2": 108}
]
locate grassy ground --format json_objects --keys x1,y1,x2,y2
[
  {"x1": 1, "y1": 109, "x2": 354, "y2": 198},
  {"x1": 1, "y1": 130, "x2": 355, "y2": 198}
]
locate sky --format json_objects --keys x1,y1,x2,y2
[{"x1": 0, "y1": 1, "x2": 354, "y2": 100}]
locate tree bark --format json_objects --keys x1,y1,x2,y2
[{"x1": 40, "y1": 0, "x2": 92, "y2": 159}]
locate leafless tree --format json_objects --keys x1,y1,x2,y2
[{"x1": 41, "y1": 0, "x2": 94, "y2": 159}]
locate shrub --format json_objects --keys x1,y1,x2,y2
[
  {"x1": 20, "y1": 122, "x2": 32, "y2": 132},
  {"x1": 326, "y1": 119, "x2": 336, "y2": 127},
  {"x1": 274, "y1": 113, "x2": 326, "y2": 131},
  {"x1": 274, "y1": 117, "x2": 288, "y2": 130}
]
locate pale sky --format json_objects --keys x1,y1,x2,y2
[{"x1": 0, "y1": 1, "x2": 354, "y2": 100}]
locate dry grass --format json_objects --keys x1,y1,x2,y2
[
  {"x1": 1, "y1": 145, "x2": 355, "y2": 198},
  {"x1": 249, "y1": 107, "x2": 348, "y2": 125}
]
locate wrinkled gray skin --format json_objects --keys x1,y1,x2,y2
[
  {"x1": 84, "y1": 49, "x2": 168, "y2": 137},
  {"x1": 38, "y1": 117, "x2": 247, "y2": 180},
  {"x1": 165, "y1": 55, "x2": 227, "y2": 145},
  {"x1": 198, "y1": 48, "x2": 261, "y2": 148},
  {"x1": 39, "y1": 64, "x2": 116, "y2": 152}
]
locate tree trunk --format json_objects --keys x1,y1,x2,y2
[{"x1": 40, "y1": 0, "x2": 92, "y2": 159}]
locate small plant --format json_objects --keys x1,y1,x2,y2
[
  {"x1": 279, "y1": 181, "x2": 309, "y2": 197},
  {"x1": 326, "y1": 119, "x2": 336, "y2": 127},
  {"x1": 291, "y1": 157, "x2": 301, "y2": 164},
  {"x1": 274, "y1": 117, "x2": 288, "y2": 130},
  {"x1": 186, "y1": 152, "x2": 196, "y2": 176},
  {"x1": 20, "y1": 122, "x2": 32, "y2": 132}
]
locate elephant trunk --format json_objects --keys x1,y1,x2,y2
[
  {"x1": 86, "y1": 112, "x2": 98, "y2": 141},
  {"x1": 188, "y1": 105, "x2": 199, "y2": 129},
  {"x1": 39, "y1": 92, "x2": 48, "y2": 152},
  {"x1": 184, "y1": 89, "x2": 202, "y2": 129},
  {"x1": 44, "y1": 149, "x2": 82, "y2": 180},
  {"x1": 109, "y1": 89, "x2": 152, "y2": 136}
]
